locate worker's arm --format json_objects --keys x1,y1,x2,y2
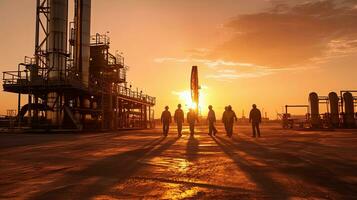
[{"x1": 207, "y1": 111, "x2": 213, "y2": 122}]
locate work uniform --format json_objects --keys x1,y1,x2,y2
[
  {"x1": 174, "y1": 108, "x2": 184, "y2": 135},
  {"x1": 249, "y1": 108, "x2": 262, "y2": 137},
  {"x1": 225, "y1": 110, "x2": 237, "y2": 137},
  {"x1": 161, "y1": 110, "x2": 172, "y2": 136},
  {"x1": 207, "y1": 109, "x2": 217, "y2": 135},
  {"x1": 187, "y1": 111, "x2": 198, "y2": 136}
]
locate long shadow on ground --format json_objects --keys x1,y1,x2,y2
[
  {"x1": 212, "y1": 136, "x2": 290, "y2": 199},
  {"x1": 186, "y1": 135, "x2": 199, "y2": 162},
  {"x1": 226, "y1": 136, "x2": 357, "y2": 199},
  {"x1": 28, "y1": 136, "x2": 180, "y2": 200}
]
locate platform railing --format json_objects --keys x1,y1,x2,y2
[
  {"x1": 90, "y1": 33, "x2": 110, "y2": 46},
  {"x1": 2, "y1": 67, "x2": 84, "y2": 88},
  {"x1": 3, "y1": 70, "x2": 155, "y2": 105},
  {"x1": 111, "y1": 84, "x2": 155, "y2": 105},
  {"x1": 2, "y1": 70, "x2": 29, "y2": 85}
]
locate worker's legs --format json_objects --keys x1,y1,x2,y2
[
  {"x1": 226, "y1": 123, "x2": 230, "y2": 136},
  {"x1": 212, "y1": 122, "x2": 217, "y2": 135},
  {"x1": 163, "y1": 123, "x2": 169, "y2": 136},
  {"x1": 255, "y1": 123, "x2": 261, "y2": 137},
  {"x1": 166, "y1": 124, "x2": 170, "y2": 135},
  {"x1": 227, "y1": 122, "x2": 233, "y2": 137},
  {"x1": 252, "y1": 123, "x2": 256, "y2": 137},
  {"x1": 208, "y1": 122, "x2": 213, "y2": 135},
  {"x1": 189, "y1": 123, "x2": 195, "y2": 136},
  {"x1": 177, "y1": 122, "x2": 182, "y2": 135}
]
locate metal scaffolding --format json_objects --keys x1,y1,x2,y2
[{"x1": 1, "y1": 0, "x2": 155, "y2": 132}]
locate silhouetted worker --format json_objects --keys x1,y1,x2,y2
[
  {"x1": 174, "y1": 104, "x2": 184, "y2": 137},
  {"x1": 225, "y1": 105, "x2": 237, "y2": 137},
  {"x1": 249, "y1": 104, "x2": 262, "y2": 137},
  {"x1": 187, "y1": 108, "x2": 198, "y2": 136},
  {"x1": 222, "y1": 106, "x2": 229, "y2": 134},
  {"x1": 161, "y1": 106, "x2": 172, "y2": 136},
  {"x1": 207, "y1": 105, "x2": 218, "y2": 136}
]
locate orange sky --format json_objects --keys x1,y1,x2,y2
[{"x1": 1, "y1": 0, "x2": 357, "y2": 118}]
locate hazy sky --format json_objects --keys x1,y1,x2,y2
[{"x1": 1, "y1": 0, "x2": 357, "y2": 118}]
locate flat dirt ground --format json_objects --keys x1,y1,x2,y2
[{"x1": 1, "y1": 124, "x2": 357, "y2": 200}]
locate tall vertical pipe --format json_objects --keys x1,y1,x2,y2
[
  {"x1": 343, "y1": 92, "x2": 355, "y2": 127},
  {"x1": 328, "y1": 92, "x2": 340, "y2": 127},
  {"x1": 75, "y1": 0, "x2": 91, "y2": 86},
  {"x1": 47, "y1": 0, "x2": 68, "y2": 126},
  {"x1": 309, "y1": 92, "x2": 320, "y2": 128},
  {"x1": 48, "y1": 0, "x2": 68, "y2": 80},
  {"x1": 191, "y1": 66, "x2": 199, "y2": 114}
]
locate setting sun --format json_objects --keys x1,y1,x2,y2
[{"x1": 173, "y1": 89, "x2": 208, "y2": 115}]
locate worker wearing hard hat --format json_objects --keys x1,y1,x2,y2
[
  {"x1": 249, "y1": 104, "x2": 262, "y2": 137},
  {"x1": 207, "y1": 105, "x2": 218, "y2": 136},
  {"x1": 187, "y1": 108, "x2": 198, "y2": 136},
  {"x1": 161, "y1": 106, "x2": 172, "y2": 136},
  {"x1": 174, "y1": 104, "x2": 184, "y2": 137}
]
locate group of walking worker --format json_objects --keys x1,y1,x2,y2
[{"x1": 161, "y1": 104, "x2": 262, "y2": 138}]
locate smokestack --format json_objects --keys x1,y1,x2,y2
[
  {"x1": 47, "y1": 0, "x2": 69, "y2": 126},
  {"x1": 48, "y1": 0, "x2": 68, "y2": 80},
  {"x1": 75, "y1": 0, "x2": 91, "y2": 86}
]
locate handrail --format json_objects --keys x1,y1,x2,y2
[
  {"x1": 3, "y1": 67, "x2": 156, "y2": 105},
  {"x1": 90, "y1": 33, "x2": 110, "y2": 45}
]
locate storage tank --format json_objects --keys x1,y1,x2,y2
[
  {"x1": 309, "y1": 92, "x2": 320, "y2": 128},
  {"x1": 328, "y1": 92, "x2": 340, "y2": 127},
  {"x1": 75, "y1": 0, "x2": 91, "y2": 86},
  {"x1": 343, "y1": 92, "x2": 355, "y2": 127}
]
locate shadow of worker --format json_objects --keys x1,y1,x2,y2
[
  {"x1": 211, "y1": 135, "x2": 289, "y2": 199},
  {"x1": 27, "y1": 136, "x2": 173, "y2": 200},
  {"x1": 186, "y1": 135, "x2": 199, "y2": 162}
]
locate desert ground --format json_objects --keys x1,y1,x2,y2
[{"x1": 1, "y1": 123, "x2": 357, "y2": 199}]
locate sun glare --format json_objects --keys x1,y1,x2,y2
[{"x1": 175, "y1": 90, "x2": 207, "y2": 114}]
